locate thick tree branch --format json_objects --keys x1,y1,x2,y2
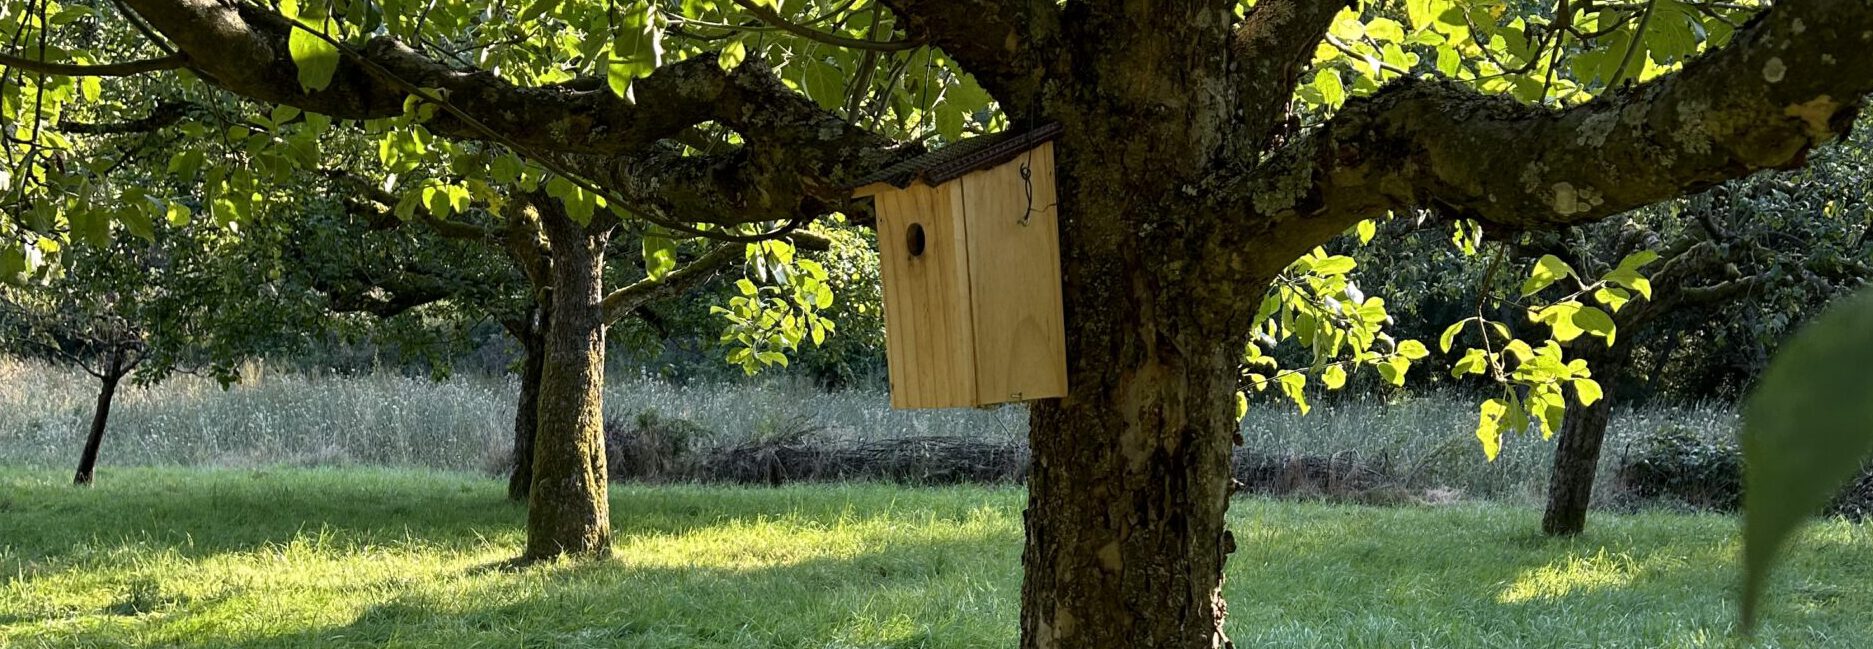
[
  {"x1": 328, "y1": 170, "x2": 500, "y2": 242},
  {"x1": 1220, "y1": 0, "x2": 1873, "y2": 277},
  {"x1": 877, "y1": 0, "x2": 1062, "y2": 113},
  {"x1": 56, "y1": 100, "x2": 195, "y2": 134},
  {"x1": 316, "y1": 269, "x2": 461, "y2": 318},
  {"x1": 599, "y1": 244, "x2": 743, "y2": 324},
  {"x1": 115, "y1": 0, "x2": 914, "y2": 232},
  {"x1": 1229, "y1": 0, "x2": 1344, "y2": 156},
  {"x1": 119, "y1": 0, "x2": 706, "y2": 153},
  {"x1": 119, "y1": 1, "x2": 903, "y2": 155},
  {"x1": 0, "y1": 50, "x2": 186, "y2": 76},
  {"x1": 1677, "y1": 273, "x2": 1772, "y2": 305}
]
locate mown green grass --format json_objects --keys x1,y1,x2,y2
[{"x1": 2, "y1": 468, "x2": 1869, "y2": 648}]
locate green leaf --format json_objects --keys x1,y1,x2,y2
[
  {"x1": 642, "y1": 235, "x2": 677, "y2": 280},
  {"x1": 518, "y1": 0, "x2": 560, "y2": 22},
  {"x1": 164, "y1": 203, "x2": 192, "y2": 227},
  {"x1": 1605, "y1": 269, "x2": 1653, "y2": 300},
  {"x1": 1521, "y1": 254, "x2": 1576, "y2": 296},
  {"x1": 1322, "y1": 364, "x2": 1348, "y2": 390},
  {"x1": 1531, "y1": 388, "x2": 1567, "y2": 439},
  {"x1": 1377, "y1": 356, "x2": 1410, "y2": 386},
  {"x1": 1234, "y1": 390, "x2": 1249, "y2": 422},
  {"x1": 1397, "y1": 339, "x2": 1430, "y2": 360},
  {"x1": 1366, "y1": 18, "x2": 1407, "y2": 43},
  {"x1": 1312, "y1": 68, "x2": 1346, "y2": 108},
  {"x1": 1311, "y1": 254, "x2": 1357, "y2": 276},
  {"x1": 1279, "y1": 372, "x2": 1310, "y2": 415},
  {"x1": 168, "y1": 149, "x2": 205, "y2": 180},
  {"x1": 1616, "y1": 249, "x2": 1661, "y2": 273},
  {"x1": 1439, "y1": 321, "x2": 1466, "y2": 353},
  {"x1": 1329, "y1": 10, "x2": 1365, "y2": 41},
  {"x1": 1476, "y1": 398, "x2": 1508, "y2": 461},
  {"x1": 491, "y1": 155, "x2": 524, "y2": 184},
  {"x1": 1533, "y1": 302, "x2": 1586, "y2": 342},
  {"x1": 0, "y1": 246, "x2": 27, "y2": 284},
  {"x1": 1740, "y1": 289, "x2": 1873, "y2": 632},
  {"x1": 117, "y1": 205, "x2": 155, "y2": 240},
  {"x1": 1594, "y1": 286, "x2": 1632, "y2": 313},
  {"x1": 1572, "y1": 306, "x2": 1618, "y2": 345},
  {"x1": 718, "y1": 38, "x2": 748, "y2": 71},
  {"x1": 1436, "y1": 47, "x2": 1460, "y2": 76},
  {"x1": 282, "y1": 0, "x2": 340, "y2": 92},
  {"x1": 1452, "y1": 348, "x2": 1489, "y2": 377},
  {"x1": 1574, "y1": 378, "x2": 1604, "y2": 407},
  {"x1": 1356, "y1": 219, "x2": 1377, "y2": 244}
]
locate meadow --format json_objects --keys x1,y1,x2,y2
[
  {"x1": 5, "y1": 361, "x2": 1862, "y2": 648},
  {"x1": 3, "y1": 469, "x2": 1871, "y2": 648}
]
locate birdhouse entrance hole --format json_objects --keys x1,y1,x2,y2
[{"x1": 906, "y1": 223, "x2": 926, "y2": 257}]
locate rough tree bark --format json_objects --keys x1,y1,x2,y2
[
  {"x1": 72, "y1": 349, "x2": 126, "y2": 486},
  {"x1": 504, "y1": 307, "x2": 549, "y2": 502},
  {"x1": 522, "y1": 200, "x2": 615, "y2": 561},
  {"x1": 1541, "y1": 342, "x2": 1631, "y2": 536}
]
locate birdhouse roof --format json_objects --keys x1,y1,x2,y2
[{"x1": 849, "y1": 123, "x2": 1063, "y2": 190}]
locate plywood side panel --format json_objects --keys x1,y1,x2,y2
[
  {"x1": 874, "y1": 182, "x2": 978, "y2": 408},
  {"x1": 960, "y1": 142, "x2": 1069, "y2": 404}
]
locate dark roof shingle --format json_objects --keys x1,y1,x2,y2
[{"x1": 848, "y1": 123, "x2": 1062, "y2": 190}]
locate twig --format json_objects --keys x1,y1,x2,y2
[
  {"x1": 0, "y1": 51, "x2": 186, "y2": 76},
  {"x1": 728, "y1": 0, "x2": 923, "y2": 52}
]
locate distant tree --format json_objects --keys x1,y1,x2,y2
[
  {"x1": 296, "y1": 177, "x2": 839, "y2": 503},
  {"x1": 0, "y1": 223, "x2": 296, "y2": 485},
  {"x1": 1528, "y1": 144, "x2": 1873, "y2": 536},
  {"x1": 1344, "y1": 134, "x2": 1872, "y2": 535}
]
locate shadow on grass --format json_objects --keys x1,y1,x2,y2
[
  {"x1": 0, "y1": 467, "x2": 1012, "y2": 562},
  {"x1": 1, "y1": 469, "x2": 1024, "y2": 648}
]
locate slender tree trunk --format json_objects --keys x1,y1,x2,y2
[
  {"x1": 73, "y1": 352, "x2": 125, "y2": 486},
  {"x1": 1541, "y1": 344, "x2": 1631, "y2": 536},
  {"x1": 506, "y1": 308, "x2": 547, "y2": 502},
  {"x1": 521, "y1": 204, "x2": 613, "y2": 561}
]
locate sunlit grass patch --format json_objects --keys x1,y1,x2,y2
[{"x1": 1498, "y1": 549, "x2": 1642, "y2": 603}]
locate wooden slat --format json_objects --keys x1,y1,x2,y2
[
  {"x1": 959, "y1": 142, "x2": 1069, "y2": 404},
  {"x1": 874, "y1": 181, "x2": 979, "y2": 408},
  {"x1": 849, "y1": 182, "x2": 896, "y2": 199}
]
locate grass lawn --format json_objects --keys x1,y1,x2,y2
[{"x1": 1, "y1": 468, "x2": 1868, "y2": 648}]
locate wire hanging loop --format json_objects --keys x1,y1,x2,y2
[{"x1": 1019, "y1": 161, "x2": 1036, "y2": 227}]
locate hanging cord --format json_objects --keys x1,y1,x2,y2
[
  {"x1": 1018, "y1": 161, "x2": 1037, "y2": 227},
  {"x1": 1015, "y1": 0, "x2": 1053, "y2": 228}
]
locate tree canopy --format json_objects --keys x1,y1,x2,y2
[{"x1": 6, "y1": 0, "x2": 1873, "y2": 646}]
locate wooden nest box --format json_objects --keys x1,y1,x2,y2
[{"x1": 850, "y1": 124, "x2": 1068, "y2": 409}]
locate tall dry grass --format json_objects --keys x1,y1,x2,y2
[{"x1": 0, "y1": 358, "x2": 1737, "y2": 502}]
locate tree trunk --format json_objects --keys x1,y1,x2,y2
[
  {"x1": 1018, "y1": 123, "x2": 1249, "y2": 647},
  {"x1": 521, "y1": 205, "x2": 613, "y2": 561},
  {"x1": 1023, "y1": 340, "x2": 1240, "y2": 649},
  {"x1": 73, "y1": 352, "x2": 125, "y2": 486},
  {"x1": 1541, "y1": 343, "x2": 1631, "y2": 536},
  {"x1": 506, "y1": 308, "x2": 547, "y2": 502}
]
